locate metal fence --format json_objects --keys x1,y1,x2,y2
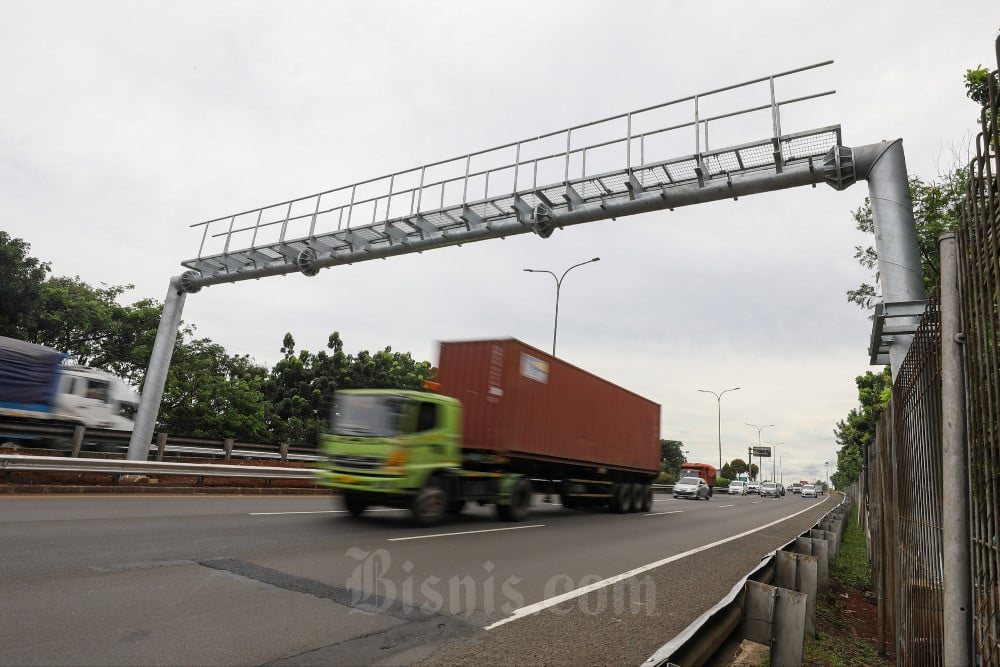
[{"x1": 859, "y1": 36, "x2": 1000, "y2": 665}]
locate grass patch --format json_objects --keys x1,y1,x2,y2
[
  {"x1": 828, "y1": 503, "x2": 872, "y2": 591},
  {"x1": 800, "y1": 501, "x2": 892, "y2": 667}
]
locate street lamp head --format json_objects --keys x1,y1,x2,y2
[{"x1": 591, "y1": 257, "x2": 600, "y2": 262}]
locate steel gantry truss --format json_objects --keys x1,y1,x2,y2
[
  {"x1": 127, "y1": 60, "x2": 928, "y2": 460},
  {"x1": 179, "y1": 62, "x2": 839, "y2": 291}
]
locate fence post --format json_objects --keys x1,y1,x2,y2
[
  {"x1": 280, "y1": 442, "x2": 289, "y2": 463},
  {"x1": 70, "y1": 426, "x2": 86, "y2": 458},
  {"x1": 155, "y1": 432, "x2": 168, "y2": 462},
  {"x1": 223, "y1": 438, "x2": 234, "y2": 462},
  {"x1": 939, "y1": 231, "x2": 973, "y2": 665}
]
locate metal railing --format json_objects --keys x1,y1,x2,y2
[
  {"x1": 0, "y1": 455, "x2": 318, "y2": 481},
  {"x1": 0, "y1": 420, "x2": 321, "y2": 462},
  {"x1": 182, "y1": 62, "x2": 837, "y2": 280}
]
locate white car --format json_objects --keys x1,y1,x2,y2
[
  {"x1": 673, "y1": 476, "x2": 711, "y2": 500},
  {"x1": 728, "y1": 480, "x2": 747, "y2": 495},
  {"x1": 746, "y1": 480, "x2": 761, "y2": 494},
  {"x1": 801, "y1": 484, "x2": 818, "y2": 498}
]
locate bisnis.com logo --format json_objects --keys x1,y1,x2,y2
[{"x1": 344, "y1": 547, "x2": 657, "y2": 616}]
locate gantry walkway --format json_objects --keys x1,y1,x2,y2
[{"x1": 180, "y1": 62, "x2": 839, "y2": 291}]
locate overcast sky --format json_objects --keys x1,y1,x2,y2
[{"x1": 2, "y1": 1, "x2": 994, "y2": 484}]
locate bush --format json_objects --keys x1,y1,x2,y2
[{"x1": 716, "y1": 477, "x2": 730, "y2": 487}]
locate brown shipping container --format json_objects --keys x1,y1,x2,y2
[{"x1": 435, "y1": 338, "x2": 660, "y2": 474}]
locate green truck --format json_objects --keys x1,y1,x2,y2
[{"x1": 316, "y1": 338, "x2": 661, "y2": 525}]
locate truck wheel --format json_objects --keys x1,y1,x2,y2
[
  {"x1": 503, "y1": 478, "x2": 532, "y2": 522},
  {"x1": 411, "y1": 482, "x2": 446, "y2": 526},
  {"x1": 342, "y1": 492, "x2": 367, "y2": 517},
  {"x1": 639, "y1": 484, "x2": 653, "y2": 512}
]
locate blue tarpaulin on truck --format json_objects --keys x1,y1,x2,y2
[{"x1": 0, "y1": 336, "x2": 68, "y2": 408}]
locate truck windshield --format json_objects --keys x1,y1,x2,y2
[{"x1": 329, "y1": 394, "x2": 405, "y2": 437}]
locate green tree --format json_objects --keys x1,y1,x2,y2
[
  {"x1": 728, "y1": 458, "x2": 748, "y2": 476},
  {"x1": 158, "y1": 337, "x2": 270, "y2": 441},
  {"x1": 0, "y1": 232, "x2": 50, "y2": 338},
  {"x1": 659, "y1": 439, "x2": 685, "y2": 478},
  {"x1": 720, "y1": 461, "x2": 734, "y2": 480},
  {"x1": 832, "y1": 368, "x2": 892, "y2": 488},
  {"x1": 262, "y1": 333, "x2": 434, "y2": 448}
]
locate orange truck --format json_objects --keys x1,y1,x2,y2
[{"x1": 680, "y1": 462, "x2": 718, "y2": 492}]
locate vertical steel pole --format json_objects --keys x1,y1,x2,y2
[
  {"x1": 854, "y1": 140, "x2": 926, "y2": 377},
  {"x1": 126, "y1": 276, "x2": 187, "y2": 461},
  {"x1": 939, "y1": 231, "x2": 973, "y2": 665}
]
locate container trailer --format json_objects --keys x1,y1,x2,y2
[{"x1": 317, "y1": 338, "x2": 660, "y2": 524}]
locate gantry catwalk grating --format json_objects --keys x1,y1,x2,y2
[{"x1": 181, "y1": 62, "x2": 839, "y2": 285}]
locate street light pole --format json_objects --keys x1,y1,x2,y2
[
  {"x1": 523, "y1": 257, "x2": 600, "y2": 356},
  {"x1": 698, "y1": 387, "x2": 740, "y2": 472},
  {"x1": 746, "y1": 422, "x2": 774, "y2": 480},
  {"x1": 825, "y1": 461, "x2": 830, "y2": 489}
]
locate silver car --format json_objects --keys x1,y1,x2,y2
[
  {"x1": 673, "y1": 476, "x2": 711, "y2": 500},
  {"x1": 761, "y1": 481, "x2": 780, "y2": 498},
  {"x1": 801, "y1": 484, "x2": 818, "y2": 498}
]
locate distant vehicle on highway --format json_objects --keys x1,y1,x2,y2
[
  {"x1": 777, "y1": 483, "x2": 786, "y2": 496},
  {"x1": 789, "y1": 483, "x2": 803, "y2": 494},
  {"x1": 761, "y1": 482, "x2": 781, "y2": 498},
  {"x1": 679, "y1": 462, "x2": 717, "y2": 496},
  {"x1": 673, "y1": 476, "x2": 711, "y2": 500},
  {"x1": 728, "y1": 480, "x2": 747, "y2": 495},
  {"x1": 801, "y1": 484, "x2": 819, "y2": 498},
  {"x1": 746, "y1": 480, "x2": 761, "y2": 494}
]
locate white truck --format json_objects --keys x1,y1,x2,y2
[{"x1": 0, "y1": 336, "x2": 138, "y2": 446}]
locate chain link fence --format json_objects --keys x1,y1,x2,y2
[{"x1": 857, "y1": 36, "x2": 1000, "y2": 665}]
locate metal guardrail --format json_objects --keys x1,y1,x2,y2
[
  {"x1": 0, "y1": 420, "x2": 322, "y2": 462},
  {"x1": 0, "y1": 455, "x2": 318, "y2": 480},
  {"x1": 643, "y1": 493, "x2": 849, "y2": 666}
]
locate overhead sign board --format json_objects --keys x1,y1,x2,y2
[{"x1": 752, "y1": 446, "x2": 772, "y2": 457}]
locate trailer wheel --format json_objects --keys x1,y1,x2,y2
[
  {"x1": 629, "y1": 483, "x2": 644, "y2": 513},
  {"x1": 411, "y1": 482, "x2": 447, "y2": 526},
  {"x1": 639, "y1": 484, "x2": 653, "y2": 512},
  {"x1": 342, "y1": 492, "x2": 367, "y2": 517},
  {"x1": 610, "y1": 483, "x2": 631, "y2": 514}
]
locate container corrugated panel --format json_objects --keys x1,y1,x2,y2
[{"x1": 436, "y1": 338, "x2": 660, "y2": 474}]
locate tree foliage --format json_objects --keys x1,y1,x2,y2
[
  {"x1": 659, "y1": 439, "x2": 685, "y2": 479},
  {"x1": 0, "y1": 232, "x2": 50, "y2": 338},
  {"x1": 831, "y1": 368, "x2": 892, "y2": 489}
]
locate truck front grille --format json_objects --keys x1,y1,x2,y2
[{"x1": 332, "y1": 454, "x2": 383, "y2": 471}]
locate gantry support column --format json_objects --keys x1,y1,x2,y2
[{"x1": 125, "y1": 277, "x2": 188, "y2": 461}]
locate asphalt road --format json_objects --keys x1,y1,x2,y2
[{"x1": 0, "y1": 491, "x2": 837, "y2": 666}]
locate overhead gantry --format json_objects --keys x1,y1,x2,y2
[{"x1": 126, "y1": 61, "x2": 925, "y2": 459}]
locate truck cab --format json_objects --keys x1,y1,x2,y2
[{"x1": 317, "y1": 389, "x2": 463, "y2": 499}]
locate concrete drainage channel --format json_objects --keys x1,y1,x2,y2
[{"x1": 642, "y1": 495, "x2": 850, "y2": 667}]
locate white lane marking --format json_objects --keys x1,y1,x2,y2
[
  {"x1": 644, "y1": 510, "x2": 683, "y2": 517},
  {"x1": 484, "y1": 495, "x2": 831, "y2": 630},
  {"x1": 388, "y1": 524, "x2": 545, "y2": 542},
  {"x1": 249, "y1": 508, "x2": 405, "y2": 516},
  {"x1": 716, "y1": 504, "x2": 735, "y2": 508},
  {"x1": 751, "y1": 501, "x2": 762, "y2": 504}
]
